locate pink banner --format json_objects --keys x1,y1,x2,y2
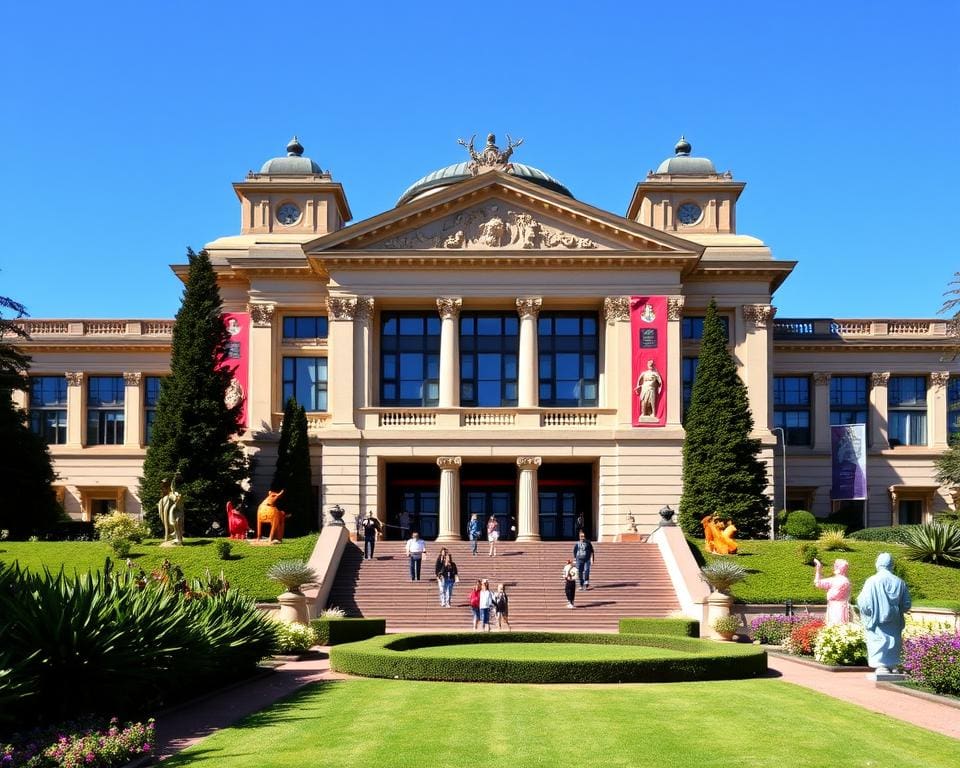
[
  {"x1": 220, "y1": 312, "x2": 249, "y2": 428},
  {"x1": 630, "y1": 296, "x2": 667, "y2": 427}
]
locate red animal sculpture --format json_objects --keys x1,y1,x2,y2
[
  {"x1": 227, "y1": 501, "x2": 250, "y2": 540},
  {"x1": 256, "y1": 489, "x2": 287, "y2": 543}
]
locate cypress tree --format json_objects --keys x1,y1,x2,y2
[
  {"x1": 678, "y1": 299, "x2": 770, "y2": 537},
  {"x1": 271, "y1": 398, "x2": 315, "y2": 536},
  {"x1": 140, "y1": 249, "x2": 248, "y2": 535}
]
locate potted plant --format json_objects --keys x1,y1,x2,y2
[
  {"x1": 712, "y1": 614, "x2": 742, "y2": 641},
  {"x1": 699, "y1": 560, "x2": 747, "y2": 639},
  {"x1": 267, "y1": 559, "x2": 319, "y2": 624}
]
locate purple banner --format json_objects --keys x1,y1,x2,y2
[{"x1": 831, "y1": 424, "x2": 867, "y2": 500}]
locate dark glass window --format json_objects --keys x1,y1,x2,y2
[
  {"x1": 830, "y1": 376, "x2": 868, "y2": 427},
  {"x1": 282, "y1": 357, "x2": 328, "y2": 411},
  {"x1": 29, "y1": 375, "x2": 68, "y2": 445},
  {"x1": 774, "y1": 376, "x2": 811, "y2": 446},
  {"x1": 538, "y1": 313, "x2": 598, "y2": 407},
  {"x1": 381, "y1": 313, "x2": 440, "y2": 406},
  {"x1": 681, "y1": 356, "x2": 699, "y2": 420},
  {"x1": 949, "y1": 379, "x2": 960, "y2": 436},
  {"x1": 87, "y1": 376, "x2": 125, "y2": 445},
  {"x1": 282, "y1": 316, "x2": 329, "y2": 339},
  {"x1": 888, "y1": 375, "x2": 927, "y2": 447},
  {"x1": 682, "y1": 316, "x2": 729, "y2": 341},
  {"x1": 460, "y1": 313, "x2": 519, "y2": 407},
  {"x1": 144, "y1": 376, "x2": 162, "y2": 445}
]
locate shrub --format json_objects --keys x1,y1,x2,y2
[
  {"x1": 1, "y1": 717, "x2": 155, "y2": 767},
  {"x1": 797, "y1": 542, "x2": 819, "y2": 566},
  {"x1": 749, "y1": 614, "x2": 805, "y2": 645},
  {"x1": 216, "y1": 540, "x2": 232, "y2": 560},
  {"x1": 272, "y1": 621, "x2": 317, "y2": 654},
  {"x1": 818, "y1": 529, "x2": 852, "y2": 552},
  {"x1": 813, "y1": 623, "x2": 867, "y2": 666},
  {"x1": 848, "y1": 525, "x2": 915, "y2": 544},
  {"x1": 312, "y1": 617, "x2": 386, "y2": 646},
  {"x1": 783, "y1": 510, "x2": 819, "y2": 540},
  {"x1": 618, "y1": 618, "x2": 699, "y2": 638},
  {"x1": 266, "y1": 560, "x2": 318, "y2": 595},
  {"x1": 712, "y1": 615, "x2": 742, "y2": 635},
  {"x1": 783, "y1": 619, "x2": 825, "y2": 656},
  {"x1": 902, "y1": 632, "x2": 960, "y2": 695},
  {"x1": 93, "y1": 511, "x2": 150, "y2": 544},
  {"x1": 110, "y1": 538, "x2": 132, "y2": 559},
  {"x1": 699, "y1": 561, "x2": 748, "y2": 594},
  {"x1": 899, "y1": 523, "x2": 960, "y2": 565},
  {"x1": 321, "y1": 606, "x2": 347, "y2": 618}
]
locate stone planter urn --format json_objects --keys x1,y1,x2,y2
[
  {"x1": 328, "y1": 504, "x2": 346, "y2": 527},
  {"x1": 706, "y1": 591, "x2": 735, "y2": 640},
  {"x1": 277, "y1": 590, "x2": 310, "y2": 624}
]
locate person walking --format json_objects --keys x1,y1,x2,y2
[
  {"x1": 478, "y1": 579, "x2": 494, "y2": 631},
  {"x1": 360, "y1": 510, "x2": 382, "y2": 560},
  {"x1": 404, "y1": 531, "x2": 426, "y2": 581},
  {"x1": 438, "y1": 553, "x2": 459, "y2": 608},
  {"x1": 399, "y1": 510, "x2": 411, "y2": 541},
  {"x1": 469, "y1": 579, "x2": 482, "y2": 630},
  {"x1": 487, "y1": 515, "x2": 500, "y2": 557},
  {"x1": 492, "y1": 583, "x2": 511, "y2": 630},
  {"x1": 563, "y1": 559, "x2": 578, "y2": 609},
  {"x1": 434, "y1": 546, "x2": 450, "y2": 605},
  {"x1": 468, "y1": 513, "x2": 482, "y2": 556},
  {"x1": 573, "y1": 531, "x2": 595, "y2": 590}
]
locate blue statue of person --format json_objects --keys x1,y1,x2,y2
[{"x1": 855, "y1": 552, "x2": 911, "y2": 674}]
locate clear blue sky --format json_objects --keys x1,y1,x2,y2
[{"x1": 1, "y1": 1, "x2": 957, "y2": 320}]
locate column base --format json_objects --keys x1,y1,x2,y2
[
  {"x1": 435, "y1": 533, "x2": 462, "y2": 543},
  {"x1": 516, "y1": 533, "x2": 541, "y2": 543}
]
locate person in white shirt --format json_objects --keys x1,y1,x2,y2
[
  {"x1": 404, "y1": 531, "x2": 427, "y2": 581},
  {"x1": 478, "y1": 579, "x2": 494, "y2": 631},
  {"x1": 562, "y1": 559, "x2": 578, "y2": 608}
]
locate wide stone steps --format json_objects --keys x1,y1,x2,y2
[{"x1": 326, "y1": 540, "x2": 680, "y2": 631}]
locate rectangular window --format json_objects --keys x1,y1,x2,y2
[
  {"x1": 888, "y1": 375, "x2": 927, "y2": 447},
  {"x1": 830, "y1": 376, "x2": 868, "y2": 428},
  {"x1": 87, "y1": 375, "x2": 125, "y2": 445},
  {"x1": 144, "y1": 376, "x2": 162, "y2": 445},
  {"x1": 681, "y1": 356, "x2": 699, "y2": 420},
  {"x1": 537, "y1": 313, "x2": 599, "y2": 407},
  {"x1": 380, "y1": 312, "x2": 440, "y2": 406},
  {"x1": 282, "y1": 357, "x2": 328, "y2": 412},
  {"x1": 282, "y1": 316, "x2": 329, "y2": 340},
  {"x1": 460, "y1": 313, "x2": 519, "y2": 407},
  {"x1": 898, "y1": 499, "x2": 924, "y2": 525},
  {"x1": 681, "y1": 316, "x2": 729, "y2": 341},
  {"x1": 774, "y1": 376, "x2": 811, "y2": 446},
  {"x1": 949, "y1": 378, "x2": 960, "y2": 436},
  {"x1": 29, "y1": 375, "x2": 68, "y2": 445}
]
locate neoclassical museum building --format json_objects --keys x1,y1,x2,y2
[{"x1": 15, "y1": 135, "x2": 958, "y2": 539}]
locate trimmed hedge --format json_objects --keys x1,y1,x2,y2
[
  {"x1": 619, "y1": 618, "x2": 699, "y2": 637},
  {"x1": 848, "y1": 526, "x2": 915, "y2": 544},
  {"x1": 330, "y1": 631, "x2": 767, "y2": 683},
  {"x1": 312, "y1": 617, "x2": 385, "y2": 646}
]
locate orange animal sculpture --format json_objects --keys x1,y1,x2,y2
[
  {"x1": 701, "y1": 514, "x2": 738, "y2": 555},
  {"x1": 256, "y1": 489, "x2": 287, "y2": 543},
  {"x1": 227, "y1": 501, "x2": 250, "y2": 540}
]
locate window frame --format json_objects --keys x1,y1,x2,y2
[
  {"x1": 829, "y1": 375, "x2": 869, "y2": 429},
  {"x1": 773, "y1": 376, "x2": 812, "y2": 446},
  {"x1": 537, "y1": 312, "x2": 599, "y2": 407},
  {"x1": 380, "y1": 312, "x2": 441, "y2": 407},
  {"x1": 281, "y1": 356, "x2": 329, "y2": 412},
  {"x1": 887, "y1": 375, "x2": 927, "y2": 447},
  {"x1": 86, "y1": 375, "x2": 125, "y2": 446},
  {"x1": 29, "y1": 375, "x2": 68, "y2": 445},
  {"x1": 459, "y1": 312, "x2": 519, "y2": 408}
]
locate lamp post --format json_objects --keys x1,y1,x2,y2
[{"x1": 770, "y1": 427, "x2": 787, "y2": 540}]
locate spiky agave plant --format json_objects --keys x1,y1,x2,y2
[
  {"x1": 266, "y1": 560, "x2": 319, "y2": 595},
  {"x1": 900, "y1": 523, "x2": 960, "y2": 565},
  {"x1": 699, "y1": 560, "x2": 748, "y2": 594}
]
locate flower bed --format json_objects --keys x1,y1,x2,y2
[
  {"x1": 749, "y1": 614, "x2": 805, "y2": 645},
  {"x1": 903, "y1": 631, "x2": 960, "y2": 696},
  {"x1": 2, "y1": 717, "x2": 154, "y2": 768},
  {"x1": 812, "y1": 623, "x2": 867, "y2": 666},
  {"x1": 782, "y1": 618, "x2": 825, "y2": 656}
]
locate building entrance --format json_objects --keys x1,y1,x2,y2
[
  {"x1": 461, "y1": 464, "x2": 516, "y2": 541},
  {"x1": 538, "y1": 464, "x2": 593, "y2": 540},
  {"x1": 385, "y1": 463, "x2": 440, "y2": 540}
]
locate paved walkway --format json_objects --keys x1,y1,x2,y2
[{"x1": 155, "y1": 645, "x2": 959, "y2": 760}]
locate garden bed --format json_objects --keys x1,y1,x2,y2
[
  {"x1": 766, "y1": 649, "x2": 871, "y2": 673},
  {"x1": 877, "y1": 681, "x2": 960, "y2": 710}
]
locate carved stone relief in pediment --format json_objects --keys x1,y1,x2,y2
[{"x1": 368, "y1": 200, "x2": 616, "y2": 251}]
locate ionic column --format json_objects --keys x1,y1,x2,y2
[
  {"x1": 247, "y1": 303, "x2": 276, "y2": 432},
  {"x1": 516, "y1": 297, "x2": 542, "y2": 408},
  {"x1": 516, "y1": 456, "x2": 542, "y2": 542},
  {"x1": 812, "y1": 373, "x2": 832, "y2": 451},
  {"x1": 354, "y1": 297, "x2": 375, "y2": 410},
  {"x1": 437, "y1": 298, "x2": 462, "y2": 408},
  {"x1": 436, "y1": 456, "x2": 462, "y2": 541},
  {"x1": 870, "y1": 372, "x2": 890, "y2": 450},
  {"x1": 667, "y1": 296, "x2": 685, "y2": 427},
  {"x1": 327, "y1": 296, "x2": 358, "y2": 427},
  {"x1": 742, "y1": 304, "x2": 776, "y2": 432},
  {"x1": 122, "y1": 372, "x2": 142, "y2": 447},
  {"x1": 930, "y1": 372, "x2": 950, "y2": 449},
  {"x1": 65, "y1": 372, "x2": 84, "y2": 447}
]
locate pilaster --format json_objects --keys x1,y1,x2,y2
[
  {"x1": 123, "y1": 372, "x2": 142, "y2": 447},
  {"x1": 327, "y1": 296, "x2": 357, "y2": 427},
  {"x1": 666, "y1": 296, "x2": 684, "y2": 427},
  {"x1": 602, "y1": 296, "x2": 630, "y2": 418},
  {"x1": 436, "y1": 456, "x2": 462, "y2": 542},
  {"x1": 516, "y1": 297, "x2": 542, "y2": 408},
  {"x1": 247, "y1": 302, "x2": 276, "y2": 433},
  {"x1": 354, "y1": 297, "x2": 375, "y2": 410},
  {"x1": 516, "y1": 456, "x2": 542, "y2": 542},
  {"x1": 870, "y1": 372, "x2": 890, "y2": 450},
  {"x1": 437, "y1": 297, "x2": 462, "y2": 408},
  {"x1": 742, "y1": 304, "x2": 776, "y2": 432},
  {"x1": 930, "y1": 372, "x2": 950, "y2": 449},
  {"x1": 65, "y1": 371, "x2": 84, "y2": 447},
  {"x1": 813, "y1": 373, "x2": 832, "y2": 451}
]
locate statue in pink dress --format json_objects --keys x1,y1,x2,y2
[{"x1": 813, "y1": 558, "x2": 851, "y2": 625}]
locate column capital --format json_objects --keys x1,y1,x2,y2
[
  {"x1": 436, "y1": 297, "x2": 463, "y2": 320},
  {"x1": 813, "y1": 372, "x2": 832, "y2": 386},
  {"x1": 65, "y1": 371, "x2": 84, "y2": 387},
  {"x1": 515, "y1": 297, "x2": 543, "y2": 318},
  {"x1": 516, "y1": 456, "x2": 542, "y2": 470},
  {"x1": 602, "y1": 296, "x2": 630, "y2": 324},
  {"x1": 667, "y1": 296, "x2": 685, "y2": 321},
  {"x1": 123, "y1": 372, "x2": 142, "y2": 386},
  {"x1": 742, "y1": 304, "x2": 776, "y2": 328},
  {"x1": 436, "y1": 456, "x2": 462, "y2": 471},
  {"x1": 931, "y1": 371, "x2": 950, "y2": 389},
  {"x1": 871, "y1": 371, "x2": 891, "y2": 386},
  {"x1": 247, "y1": 303, "x2": 276, "y2": 327},
  {"x1": 354, "y1": 297, "x2": 375, "y2": 323},
  {"x1": 326, "y1": 296, "x2": 358, "y2": 321}
]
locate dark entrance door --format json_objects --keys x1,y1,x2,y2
[
  {"x1": 461, "y1": 464, "x2": 516, "y2": 540},
  {"x1": 385, "y1": 463, "x2": 440, "y2": 540},
  {"x1": 538, "y1": 463, "x2": 593, "y2": 540}
]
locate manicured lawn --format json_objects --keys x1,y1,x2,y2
[
  {"x1": 0, "y1": 536, "x2": 317, "y2": 601},
  {"x1": 409, "y1": 641, "x2": 689, "y2": 661},
  {"x1": 695, "y1": 539, "x2": 960, "y2": 605},
  {"x1": 162, "y1": 678, "x2": 960, "y2": 767}
]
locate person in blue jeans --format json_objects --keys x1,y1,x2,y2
[
  {"x1": 468, "y1": 513, "x2": 482, "y2": 556},
  {"x1": 405, "y1": 531, "x2": 426, "y2": 581},
  {"x1": 573, "y1": 531, "x2": 595, "y2": 590},
  {"x1": 438, "y1": 553, "x2": 459, "y2": 607}
]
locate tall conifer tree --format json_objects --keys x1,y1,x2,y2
[
  {"x1": 140, "y1": 249, "x2": 248, "y2": 535},
  {"x1": 679, "y1": 299, "x2": 769, "y2": 537},
  {"x1": 271, "y1": 397, "x2": 315, "y2": 536}
]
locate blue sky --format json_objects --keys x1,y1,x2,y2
[{"x1": 1, "y1": 1, "x2": 957, "y2": 320}]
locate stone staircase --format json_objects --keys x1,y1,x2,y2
[{"x1": 325, "y1": 539, "x2": 680, "y2": 631}]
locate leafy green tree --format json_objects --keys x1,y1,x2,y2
[
  {"x1": 678, "y1": 299, "x2": 770, "y2": 537},
  {"x1": 140, "y1": 249, "x2": 248, "y2": 535},
  {"x1": 271, "y1": 397, "x2": 315, "y2": 536},
  {"x1": 0, "y1": 296, "x2": 61, "y2": 537}
]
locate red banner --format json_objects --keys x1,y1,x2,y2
[
  {"x1": 220, "y1": 312, "x2": 249, "y2": 428},
  {"x1": 630, "y1": 296, "x2": 666, "y2": 427}
]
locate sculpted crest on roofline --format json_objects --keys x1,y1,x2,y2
[{"x1": 373, "y1": 202, "x2": 599, "y2": 251}]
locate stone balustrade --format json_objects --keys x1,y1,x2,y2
[
  {"x1": 17, "y1": 319, "x2": 174, "y2": 337},
  {"x1": 774, "y1": 318, "x2": 949, "y2": 339}
]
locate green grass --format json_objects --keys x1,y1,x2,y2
[
  {"x1": 409, "y1": 641, "x2": 690, "y2": 661},
  {"x1": 0, "y1": 536, "x2": 317, "y2": 601},
  {"x1": 162, "y1": 678, "x2": 960, "y2": 768},
  {"x1": 695, "y1": 539, "x2": 960, "y2": 604}
]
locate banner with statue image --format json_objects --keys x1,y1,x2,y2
[
  {"x1": 831, "y1": 424, "x2": 867, "y2": 500},
  {"x1": 219, "y1": 312, "x2": 249, "y2": 428},
  {"x1": 630, "y1": 296, "x2": 667, "y2": 427}
]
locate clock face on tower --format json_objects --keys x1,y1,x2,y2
[
  {"x1": 677, "y1": 202, "x2": 703, "y2": 225},
  {"x1": 276, "y1": 203, "x2": 301, "y2": 226}
]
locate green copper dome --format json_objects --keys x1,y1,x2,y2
[
  {"x1": 397, "y1": 161, "x2": 572, "y2": 206},
  {"x1": 654, "y1": 136, "x2": 716, "y2": 175},
  {"x1": 259, "y1": 136, "x2": 324, "y2": 175}
]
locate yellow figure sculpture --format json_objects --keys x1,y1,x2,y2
[
  {"x1": 256, "y1": 489, "x2": 287, "y2": 543},
  {"x1": 701, "y1": 515, "x2": 738, "y2": 555},
  {"x1": 158, "y1": 476, "x2": 185, "y2": 546}
]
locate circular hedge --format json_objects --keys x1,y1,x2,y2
[{"x1": 329, "y1": 631, "x2": 767, "y2": 683}]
